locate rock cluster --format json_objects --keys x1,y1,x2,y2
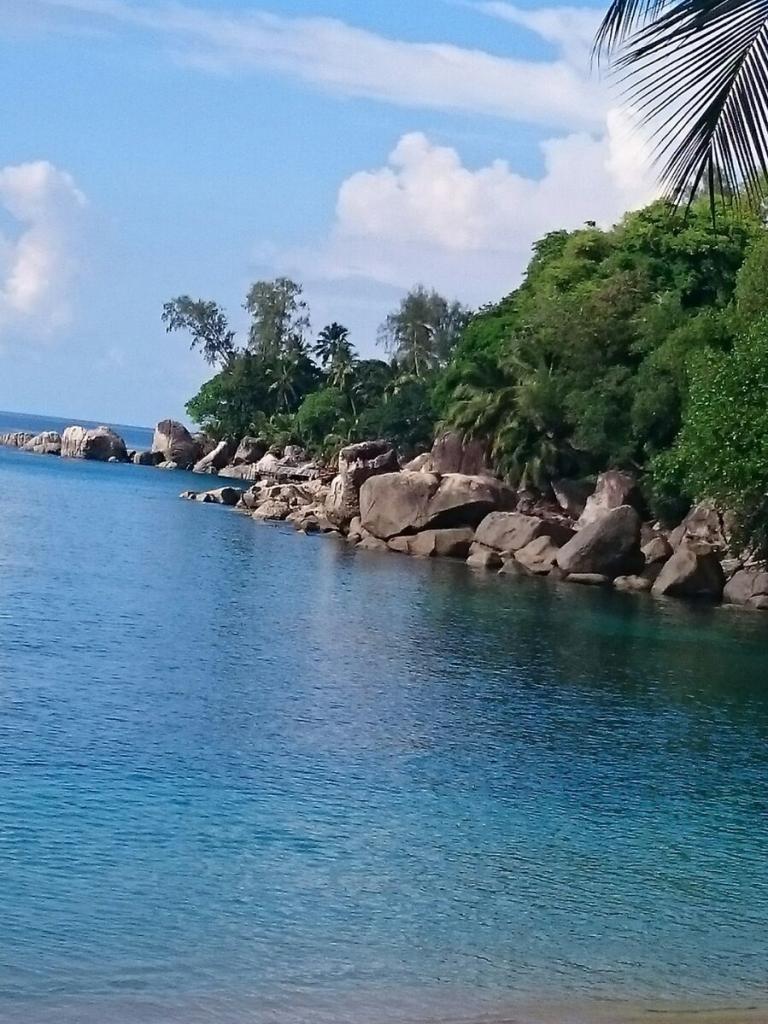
[{"x1": 4, "y1": 416, "x2": 766, "y2": 614}]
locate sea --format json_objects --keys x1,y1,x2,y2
[{"x1": 0, "y1": 410, "x2": 766, "y2": 1024}]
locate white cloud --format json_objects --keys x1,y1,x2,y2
[
  {"x1": 478, "y1": 2, "x2": 602, "y2": 65},
  {"x1": 0, "y1": 161, "x2": 87, "y2": 341},
  {"x1": 283, "y1": 118, "x2": 657, "y2": 319},
  {"x1": 23, "y1": 0, "x2": 607, "y2": 131}
]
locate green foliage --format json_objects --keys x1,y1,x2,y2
[
  {"x1": 357, "y1": 375, "x2": 437, "y2": 453},
  {"x1": 735, "y1": 233, "x2": 768, "y2": 326},
  {"x1": 295, "y1": 387, "x2": 350, "y2": 447},
  {"x1": 162, "y1": 296, "x2": 236, "y2": 368},
  {"x1": 439, "y1": 198, "x2": 761, "y2": 485},
  {"x1": 244, "y1": 277, "x2": 310, "y2": 359},
  {"x1": 651, "y1": 320, "x2": 768, "y2": 548},
  {"x1": 378, "y1": 285, "x2": 469, "y2": 377},
  {"x1": 175, "y1": 196, "x2": 768, "y2": 531}
]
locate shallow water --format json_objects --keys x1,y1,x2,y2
[{"x1": 0, "y1": 438, "x2": 766, "y2": 1024}]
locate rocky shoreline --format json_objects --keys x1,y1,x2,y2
[{"x1": 3, "y1": 420, "x2": 767, "y2": 614}]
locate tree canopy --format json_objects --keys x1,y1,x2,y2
[{"x1": 171, "y1": 200, "x2": 768, "y2": 547}]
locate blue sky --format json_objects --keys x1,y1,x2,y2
[{"x1": 0, "y1": 0, "x2": 654, "y2": 426}]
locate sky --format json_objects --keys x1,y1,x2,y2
[{"x1": 0, "y1": 0, "x2": 657, "y2": 426}]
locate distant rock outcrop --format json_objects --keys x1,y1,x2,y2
[
  {"x1": 0, "y1": 431, "x2": 34, "y2": 448},
  {"x1": 61, "y1": 425, "x2": 128, "y2": 461},
  {"x1": 23, "y1": 431, "x2": 61, "y2": 455}
]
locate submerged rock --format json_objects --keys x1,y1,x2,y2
[
  {"x1": 566, "y1": 573, "x2": 611, "y2": 587},
  {"x1": 466, "y1": 543, "x2": 503, "y2": 570},
  {"x1": 614, "y1": 574, "x2": 653, "y2": 593}
]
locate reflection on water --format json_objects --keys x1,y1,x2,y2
[{"x1": 0, "y1": 446, "x2": 766, "y2": 1024}]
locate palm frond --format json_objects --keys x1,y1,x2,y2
[{"x1": 596, "y1": 0, "x2": 768, "y2": 204}]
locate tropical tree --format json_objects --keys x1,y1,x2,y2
[
  {"x1": 245, "y1": 277, "x2": 310, "y2": 359},
  {"x1": 162, "y1": 296, "x2": 236, "y2": 368},
  {"x1": 595, "y1": 0, "x2": 768, "y2": 203},
  {"x1": 378, "y1": 286, "x2": 469, "y2": 377},
  {"x1": 314, "y1": 322, "x2": 351, "y2": 366},
  {"x1": 314, "y1": 322, "x2": 357, "y2": 391}
]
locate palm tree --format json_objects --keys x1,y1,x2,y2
[
  {"x1": 314, "y1": 323, "x2": 351, "y2": 366},
  {"x1": 595, "y1": 0, "x2": 768, "y2": 204},
  {"x1": 266, "y1": 351, "x2": 302, "y2": 413},
  {"x1": 378, "y1": 287, "x2": 469, "y2": 377}
]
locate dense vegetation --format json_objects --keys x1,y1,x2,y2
[
  {"x1": 166, "y1": 280, "x2": 467, "y2": 456},
  {"x1": 169, "y1": 196, "x2": 768, "y2": 543}
]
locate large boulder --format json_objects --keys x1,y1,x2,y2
[
  {"x1": 427, "y1": 431, "x2": 492, "y2": 476},
  {"x1": 360, "y1": 472, "x2": 514, "y2": 540},
  {"x1": 360, "y1": 472, "x2": 439, "y2": 539},
  {"x1": 23, "y1": 431, "x2": 61, "y2": 455},
  {"x1": 475, "y1": 511, "x2": 572, "y2": 554},
  {"x1": 151, "y1": 420, "x2": 202, "y2": 470},
  {"x1": 61, "y1": 425, "x2": 128, "y2": 461},
  {"x1": 403, "y1": 528, "x2": 475, "y2": 559},
  {"x1": 676, "y1": 502, "x2": 729, "y2": 554},
  {"x1": 577, "y1": 471, "x2": 642, "y2": 528},
  {"x1": 254, "y1": 452, "x2": 283, "y2": 477},
  {"x1": 252, "y1": 499, "x2": 291, "y2": 521},
  {"x1": 514, "y1": 536, "x2": 561, "y2": 575},
  {"x1": 652, "y1": 544, "x2": 725, "y2": 601},
  {"x1": 723, "y1": 569, "x2": 768, "y2": 609},
  {"x1": 424, "y1": 473, "x2": 515, "y2": 529},
  {"x1": 201, "y1": 487, "x2": 243, "y2": 506},
  {"x1": 325, "y1": 440, "x2": 399, "y2": 529},
  {"x1": 193, "y1": 439, "x2": 234, "y2": 475},
  {"x1": 557, "y1": 505, "x2": 642, "y2": 578},
  {"x1": 232, "y1": 436, "x2": 267, "y2": 465}
]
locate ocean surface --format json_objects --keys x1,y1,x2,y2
[{"x1": 0, "y1": 411, "x2": 767, "y2": 1024}]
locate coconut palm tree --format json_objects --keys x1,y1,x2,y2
[
  {"x1": 595, "y1": 0, "x2": 768, "y2": 204},
  {"x1": 314, "y1": 323, "x2": 351, "y2": 367}
]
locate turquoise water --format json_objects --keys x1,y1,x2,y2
[{"x1": 0, "y1": 427, "x2": 767, "y2": 1024}]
